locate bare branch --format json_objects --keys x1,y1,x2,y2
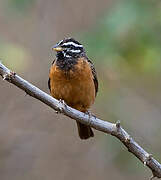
[{"x1": 0, "y1": 62, "x2": 161, "y2": 178}]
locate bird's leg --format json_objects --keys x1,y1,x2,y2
[
  {"x1": 85, "y1": 110, "x2": 96, "y2": 126},
  {"x1": 55, "y1": 99, "x2": 67, "y2": 114},
  {"x1": 85, "y1": 110, "x2": 96, "y2": 119}
]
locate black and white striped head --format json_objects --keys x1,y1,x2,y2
[{"x1": 52, "y1": 38, "x2": 85, "y2": 59}]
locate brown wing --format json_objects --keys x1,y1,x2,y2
[
  {"x1": 48, "y1": 59, "x2": 56, "y2": 92},
  {"x1": 86, "y1": 58, "x2": 98, "y2": 96}
]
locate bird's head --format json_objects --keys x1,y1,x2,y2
[{"x1": 52, "y1": 38, "x2": 85, "y2": 59}]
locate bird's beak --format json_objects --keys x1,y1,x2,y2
[{"x1": 52, "y1": 45, "x2": 63, "y2": 52}]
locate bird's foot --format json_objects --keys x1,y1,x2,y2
[
  {"x1": 56, "y1": 99, "x2": 67, "y2": 113},
  {"x1": 85, "y1": 111, "x2": 96, "y2": 119},
  {"x1": 85, "y1": 111, "x2": 96, "y2": 126}
]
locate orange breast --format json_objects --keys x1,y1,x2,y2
[{"x1": 49, "y1": 58, "x2": 95, "y2": 112}]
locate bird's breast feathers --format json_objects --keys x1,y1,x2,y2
[{"x1": 49, "y1": 57, "x2": 95, "y2": 111}]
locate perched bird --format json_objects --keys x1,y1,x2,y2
[{"x1": 48, "y1": 38, "x2": 98, "y2": 139}]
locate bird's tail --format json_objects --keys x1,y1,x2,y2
[{"x1": 76, "y1": 121, "x2": 94, "y2": 139}]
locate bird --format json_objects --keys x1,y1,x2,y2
[{"x1": 48, "y1": 38, "x2": 98, "y2": 139}]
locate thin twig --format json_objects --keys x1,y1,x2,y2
[{"x1": 0, "y1": 62, "x2": 161, "y2": 178}]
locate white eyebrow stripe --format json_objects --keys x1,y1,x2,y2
[
  {"x1": 70, "y1": 49, "x2": 81, "y2": 53},
  {"x1": 57, "y1": 39, "x2": 63, "y2": 45},
  {"x1": 63, "y1": 42, "x2": 83, "y2": 47}
]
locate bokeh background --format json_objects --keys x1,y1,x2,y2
[{"x1": 0, "y1": 0, "x2": 161, "y2": 179}]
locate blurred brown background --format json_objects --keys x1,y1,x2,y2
[{"x1": 0, "y1": 0, "x2": 161, "y2": 179}]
